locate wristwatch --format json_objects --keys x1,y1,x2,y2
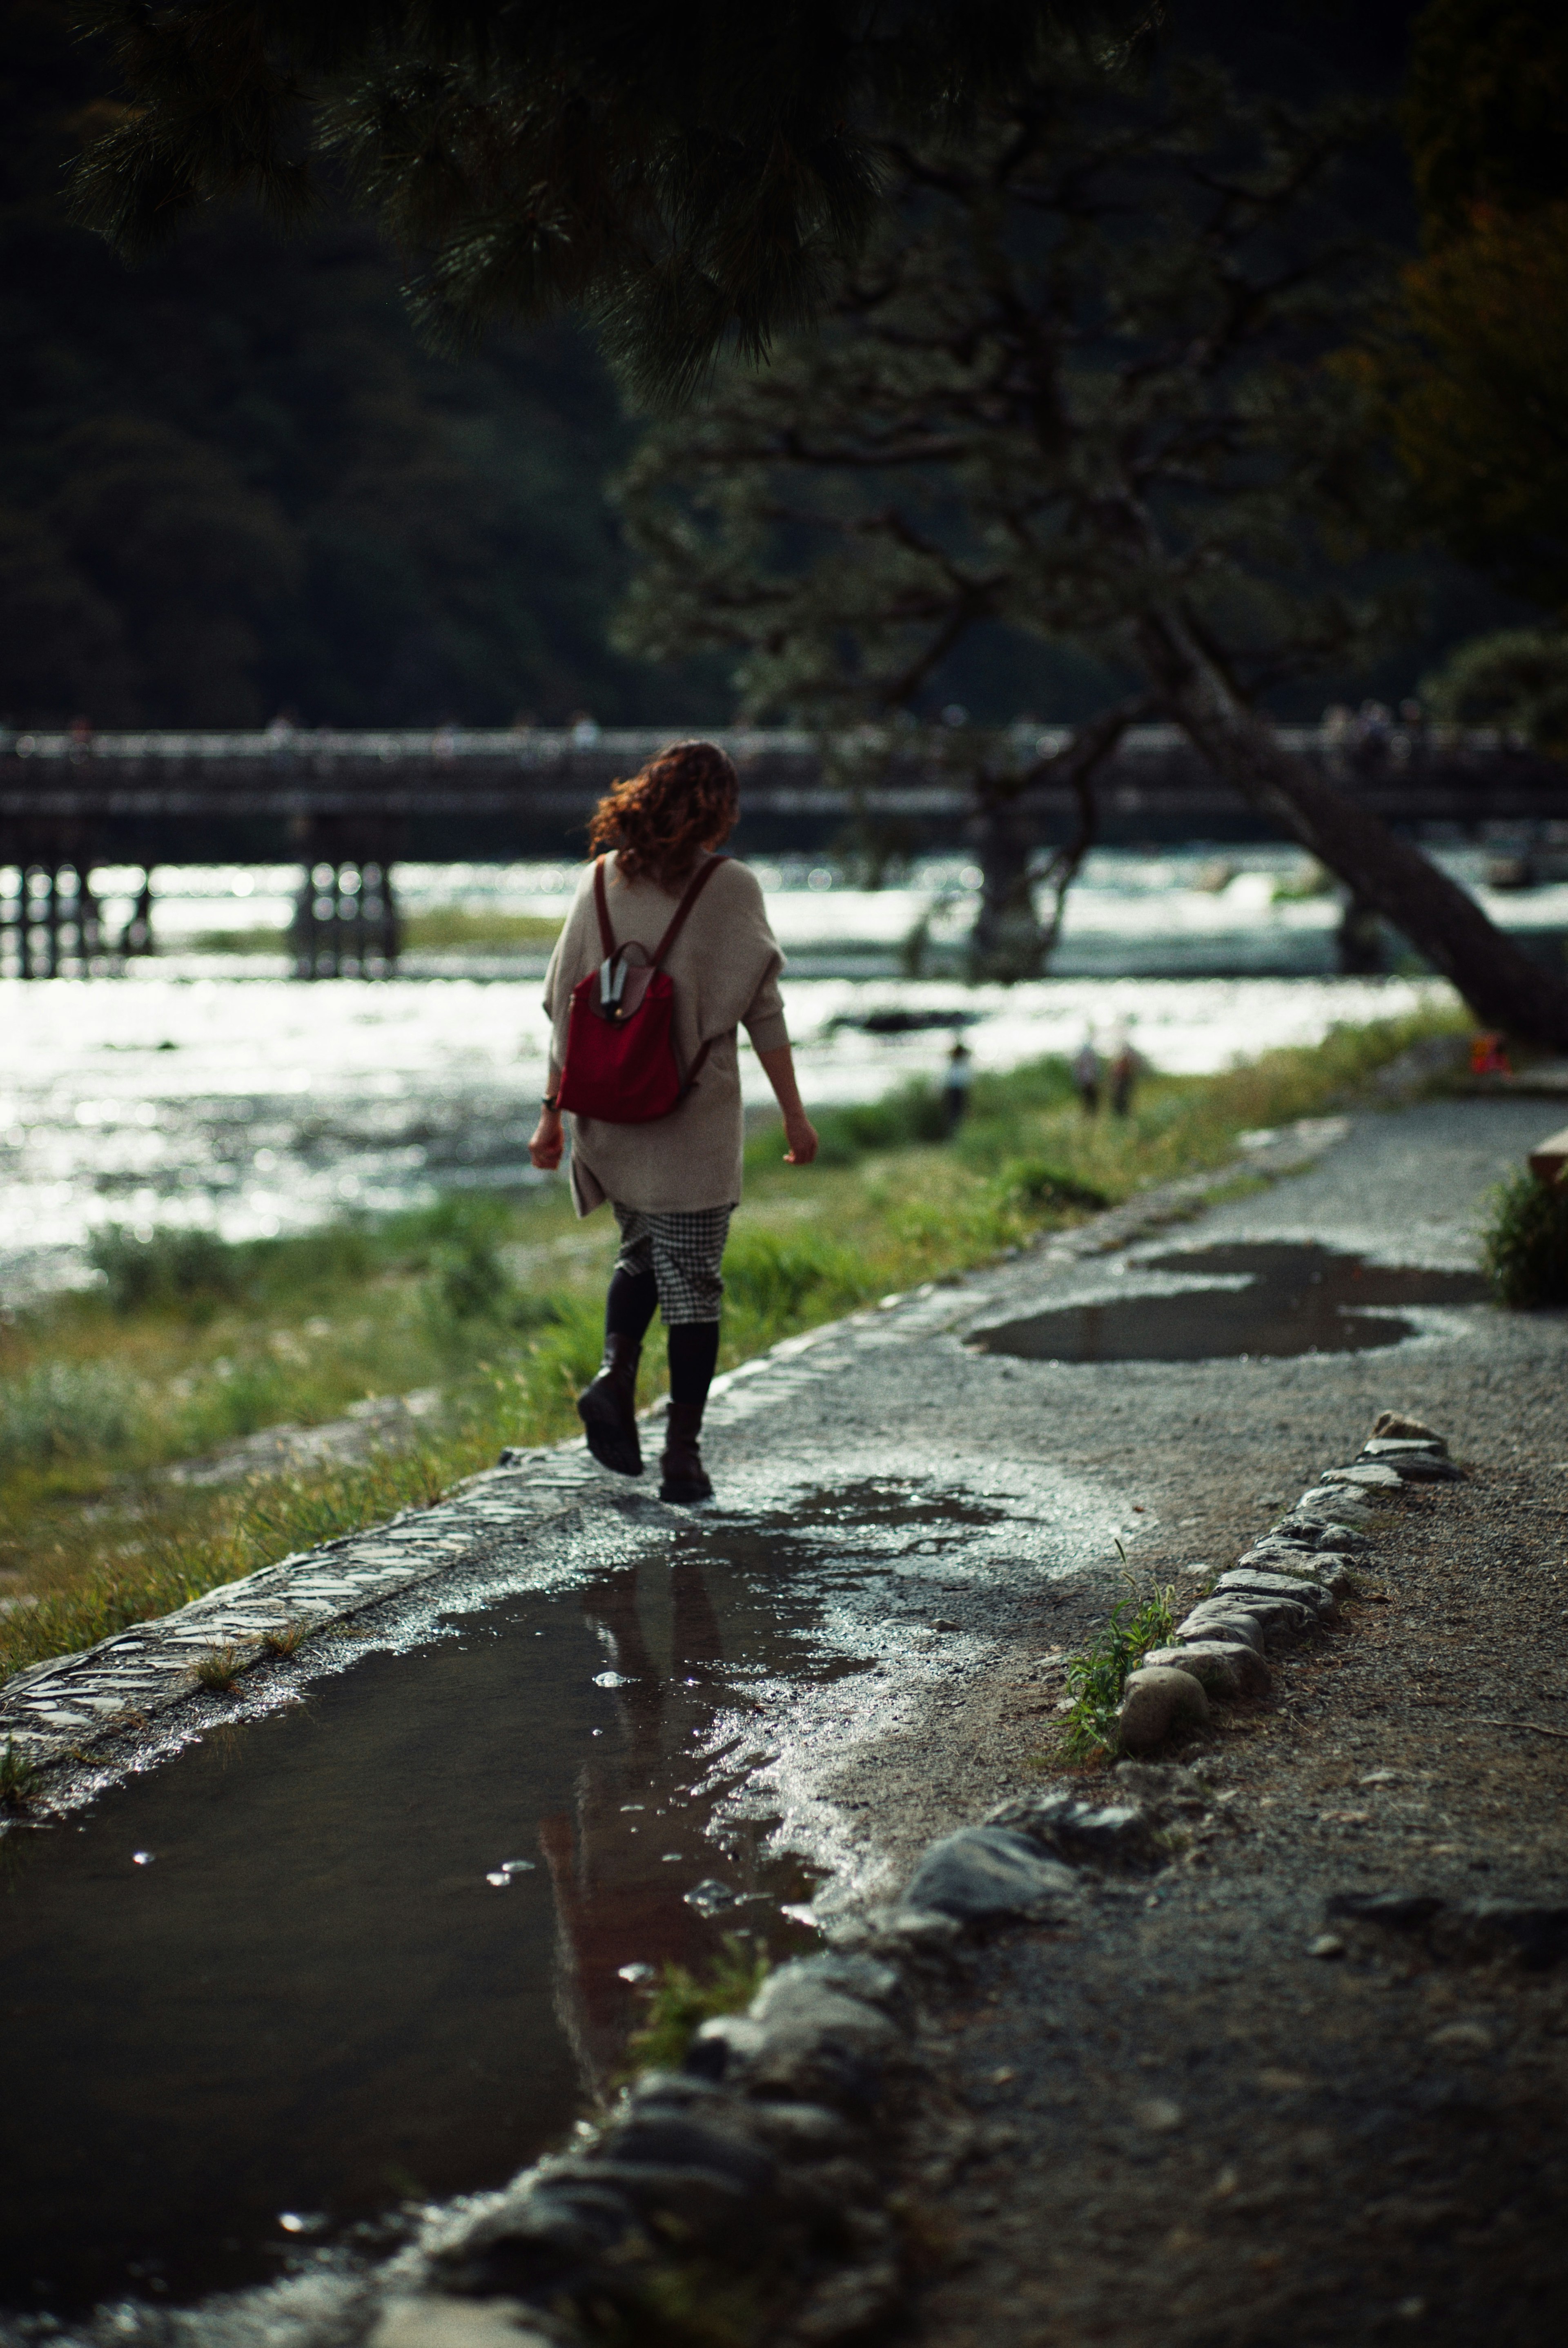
[{"x1": 541, "y1": 1093, "x2": 561, "y2": 1112}]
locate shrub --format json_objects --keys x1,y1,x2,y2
[
  {"x1": 722, "y1": 1227, "x2": 868, "y2": 1324},
  {"x1": 1481, "y1": 1169, "x2": 1568, "y2": 1307},
  {"x1": 0, "y1": 1360, "x2": 143, "y2": 1468},
  {"x1": 777, "y1": 1079, "x2": 948, "y2": 1168},
  {"x1": 996, "y1": 1158, "x2": 1110, "y2": 1211},
  {"x1": 89, "y1": 1224, "x2": 245, "y2": 1314}
]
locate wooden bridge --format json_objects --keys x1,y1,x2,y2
[{"x1": 2, "y1": 722, "x2": 1564, "y2": 976}]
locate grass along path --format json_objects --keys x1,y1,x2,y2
[{"x1": 0, "y1": 1005, "x2": 1470, "y2": 1684}]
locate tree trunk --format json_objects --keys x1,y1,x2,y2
[
  {"x1": 1136, "y1": 613, "x2": 1568, "y2": 1050},
  {"x1": 968, "y1": 787, "x2": 1047, "y2": 981},
  {"x1": 964, "y1": 706, "x2": 1131, "y2": 984}
]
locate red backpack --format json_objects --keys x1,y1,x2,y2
[{"x1": 556, "y1": 854, "x2": 725, "y2": 1124}]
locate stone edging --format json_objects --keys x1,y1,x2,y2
[
  {"x1": 0, "y1": 1117, "x2": 1348, "y2": 1792},
  {"x1": 350, "y1": 1399, "x2": 1540, "y2": 2348},
  {"x1": 1112, "y1": 1411, "x2": 1466, "y2": 1751}
]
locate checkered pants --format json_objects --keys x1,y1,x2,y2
[{"x1": 612, "y1": 1203, "x2": 734, "y2": 1326}]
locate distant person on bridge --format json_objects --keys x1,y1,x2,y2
[{"x1": 529, "y1": 740, "x2": 818, "y2": 1503}]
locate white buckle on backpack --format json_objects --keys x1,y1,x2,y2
[{"x1": 599, "y1": 953, "x2": 628, "y2": 1012}]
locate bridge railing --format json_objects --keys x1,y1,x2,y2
[{"x1": 0, "y1": 720, "x2": 1506, "y2": 763}]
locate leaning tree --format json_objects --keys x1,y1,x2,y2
[{"x1": 614, "y1": 42, "x2": 1568, "y2": 1036}]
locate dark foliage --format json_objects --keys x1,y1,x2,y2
[
  {"x1": 68, "y1": 1, "x2": 1098, "y2": 404},
  {"x1": 0, "y1": 0, "x2": 675, "y2": 725},
  {"x1": 614, "y1": 30, "x2": 1568, "y2": 1039},
  {"x1": 1481, "y1": 1168, "x2": 1568, "y2": 1309}
]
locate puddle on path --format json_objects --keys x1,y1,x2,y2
[
  {"x1": 970, "y1": 1242, "x2": 1491, "y2": 1364},
  {"x1": 0, "y1": 1474, "x2": 1040, "y2": 2319}
]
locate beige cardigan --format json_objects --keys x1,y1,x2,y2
[{"x1": 543, "y1": 852, "x2": 789, "y2": 1215}]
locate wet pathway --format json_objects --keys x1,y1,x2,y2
[
  {"x1": 2, "y1": 1464, "x2": 1106, "y2": 2313},
  {"x1": 5, "y1": 1097, "x2": 1557, "y2": 2331}
]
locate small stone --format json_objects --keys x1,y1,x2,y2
[
  {"x1": 1250, "y1": 1523, "x2": 1371, "y2": 1556},
  {"x1": 1372, "y1": 1411, "x2": 1444, "y2": 1443},
  {"x1": 1326, "y1": 1889, "x2": 1445, "y2": 1933},
  {"x1": 684, "y1": 1879, "x2": 741, "y2": 1916},
  {"x1": 1214, "y1": 1569, "x2": 1338, "y2": 1620},
  {"x1": 1117, "y1": 1667, "x2": 1209, "y2": 1755},
  {"x1": 1184, "y1": 1590, "x2": 1313, "y2": 1643},
  {"x1": 1140, "y1": 1641, "x2": 1271, "y2": 1699},
  {"x1": 1289, "y1": 1488, "x2": 1375, "y2": 1524},
  {"x1": 901, "y1": 1826, "x2": 1080, "y2": 1926},
  {"x1": 1174, "y1": 1604, "x2": 1266, "y2": 1652},
  {"x1": 786, "y1": 2259, "x2": 902, "y2": 2345},
  {"x1": 1443, "y1": 1899, "x2": 1568, "y2": 1970},
  {"x1": 1361, "y1": 1436, "x2": 1446, "y2": 1460},
  {"x1": 1133, "y1": 2096, "x2": 1184, "y2": 2133},
  {"x1": 1319, "y1": 1461, "x2": 1405, "y2": 1490},
  {"x1": 370, "y1": 2297, "x2": 555, "y2": 2348},
  {"x1": 1309, "y1": 1933, "x2": 1346, "y2": 1960},
  {"x1": 874, "y1": 1905, "x2": 963, "y2": 1955},
  {"x1": 762, "y1": 1950, "x2": 904, "y2": 2014},
  {"x1": 598, "y1": 2112, "x2": 777, "y2": 2196},
  {"x1": 985, "y1": 1790, "x2": 1163, "y2": 1870},
  {"x1": 1428, "y1": 2021, "x2": 1494, "y2": 2055}
]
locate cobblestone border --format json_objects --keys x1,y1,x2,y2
[{"x1": 0, "y1": 1117, "x2": 1348, "y2": 1792}]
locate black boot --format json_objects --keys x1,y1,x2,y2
[
  {"x1": 659, "y1": 1400, "x2": 712, "y2": 1503},
  {"x1": 577, "y1": 1332, "x2": 643, "y2": 1476}
]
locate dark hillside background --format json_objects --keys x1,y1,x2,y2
[
  {"x1": 0, "y1": 0, "x2": 684, "y2": 728},
  {"x1": 0, "y1": 0, "x2": 1526, "y2": 729}
]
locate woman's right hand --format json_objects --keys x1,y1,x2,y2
[{"x1": 529, "y1": 1108, "x2": 565, "y2": 1170}]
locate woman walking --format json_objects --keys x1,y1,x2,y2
[{"x1": 528, "y1": 740, "x2": 817, "y2": 1503}]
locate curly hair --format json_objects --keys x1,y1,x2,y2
[{"x1": 587, "y1": 739, "x2": 739, "y2": 891}]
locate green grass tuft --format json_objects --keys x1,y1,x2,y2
[
  {"x1": 1060, "y1": 1582, "x2": 1178, "y2": 1761},
  {"x1": 0, "y1": 1736, "x2": 40, "y2": 1807},
  {"x1": 188, "y1": 1643, "x2": 245, "y2": 1693},
  {"x1": 621, "y1": 1935, "x2": 772, "y2": 2078},
  {"x1": 260, "y1": 1618, "x2": 308, "y2": 1658},
  {"x1": 1481, "y1": 1169, "x2": 1568, "y2": 1307}
]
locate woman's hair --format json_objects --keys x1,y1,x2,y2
[{"x1": 587, "y1": 739, "x2": 739, "y2": 890}]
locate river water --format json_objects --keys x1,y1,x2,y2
[{"x1": 0, "y1": 843, "x2": 1499, "y2": 1300}]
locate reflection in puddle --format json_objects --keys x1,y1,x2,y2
[
  {"x1": 0, "y1": 1544, "x2": 816, "y2": 2314},
  {"x1": 0, "y1": 1473, "x2": 1040, "y2": 2318},
  {"x1": 970, "y1": 1242, "x2": 1490, "y2": 1363}
]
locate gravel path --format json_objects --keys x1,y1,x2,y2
[
  {"x1": 768, "y1": 1095, "x2": 1568, "y2": 2348},
  {"x1": 10, "y1": 1093, "x2": 1566, "y2": 2348}
]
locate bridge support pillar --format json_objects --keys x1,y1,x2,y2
[
  {"x1": 1, "y1": 864, "x2": 105, "y2": 977},
  {"x1": 290, "y1": 861, "x2": 400, "y2": 978}
]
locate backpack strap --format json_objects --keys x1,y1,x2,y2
[
  {"x1": 591, "y1": 855, "x2": 616, "y2": 957},
  {"x1": 679, "y1": 1035, "x2": 715, "y2": 1099},
  {"x1": 651, "y1": 852, "x2": 725, "y2": 969}
]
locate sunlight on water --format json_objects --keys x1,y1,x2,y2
[{"x1": 0, "y1": 954, "x2": 1455, "y2": 1303}]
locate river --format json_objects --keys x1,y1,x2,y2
[{"x1": 0, "y1": 845, "x2": 1517, "y2": 1300}]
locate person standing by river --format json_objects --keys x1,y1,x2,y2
[{"x1": 529, "y1": 740, "x2": 818, "y2": 1503}]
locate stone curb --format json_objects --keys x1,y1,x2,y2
[
  {"x1": 1115, "y1": 1411, "x2": 1459, "y2": 1753},
  {"x1": 0, "y1": 1117, "x2": 1348, "y2": 1793}
]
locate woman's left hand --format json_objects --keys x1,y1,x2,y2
[
  {"x1": 783, "y1": 1109, "x2": 819, "y2": 1166},
  {"x1": 529, "y1": 1108, "x2": 565, "y2": 1170}
]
